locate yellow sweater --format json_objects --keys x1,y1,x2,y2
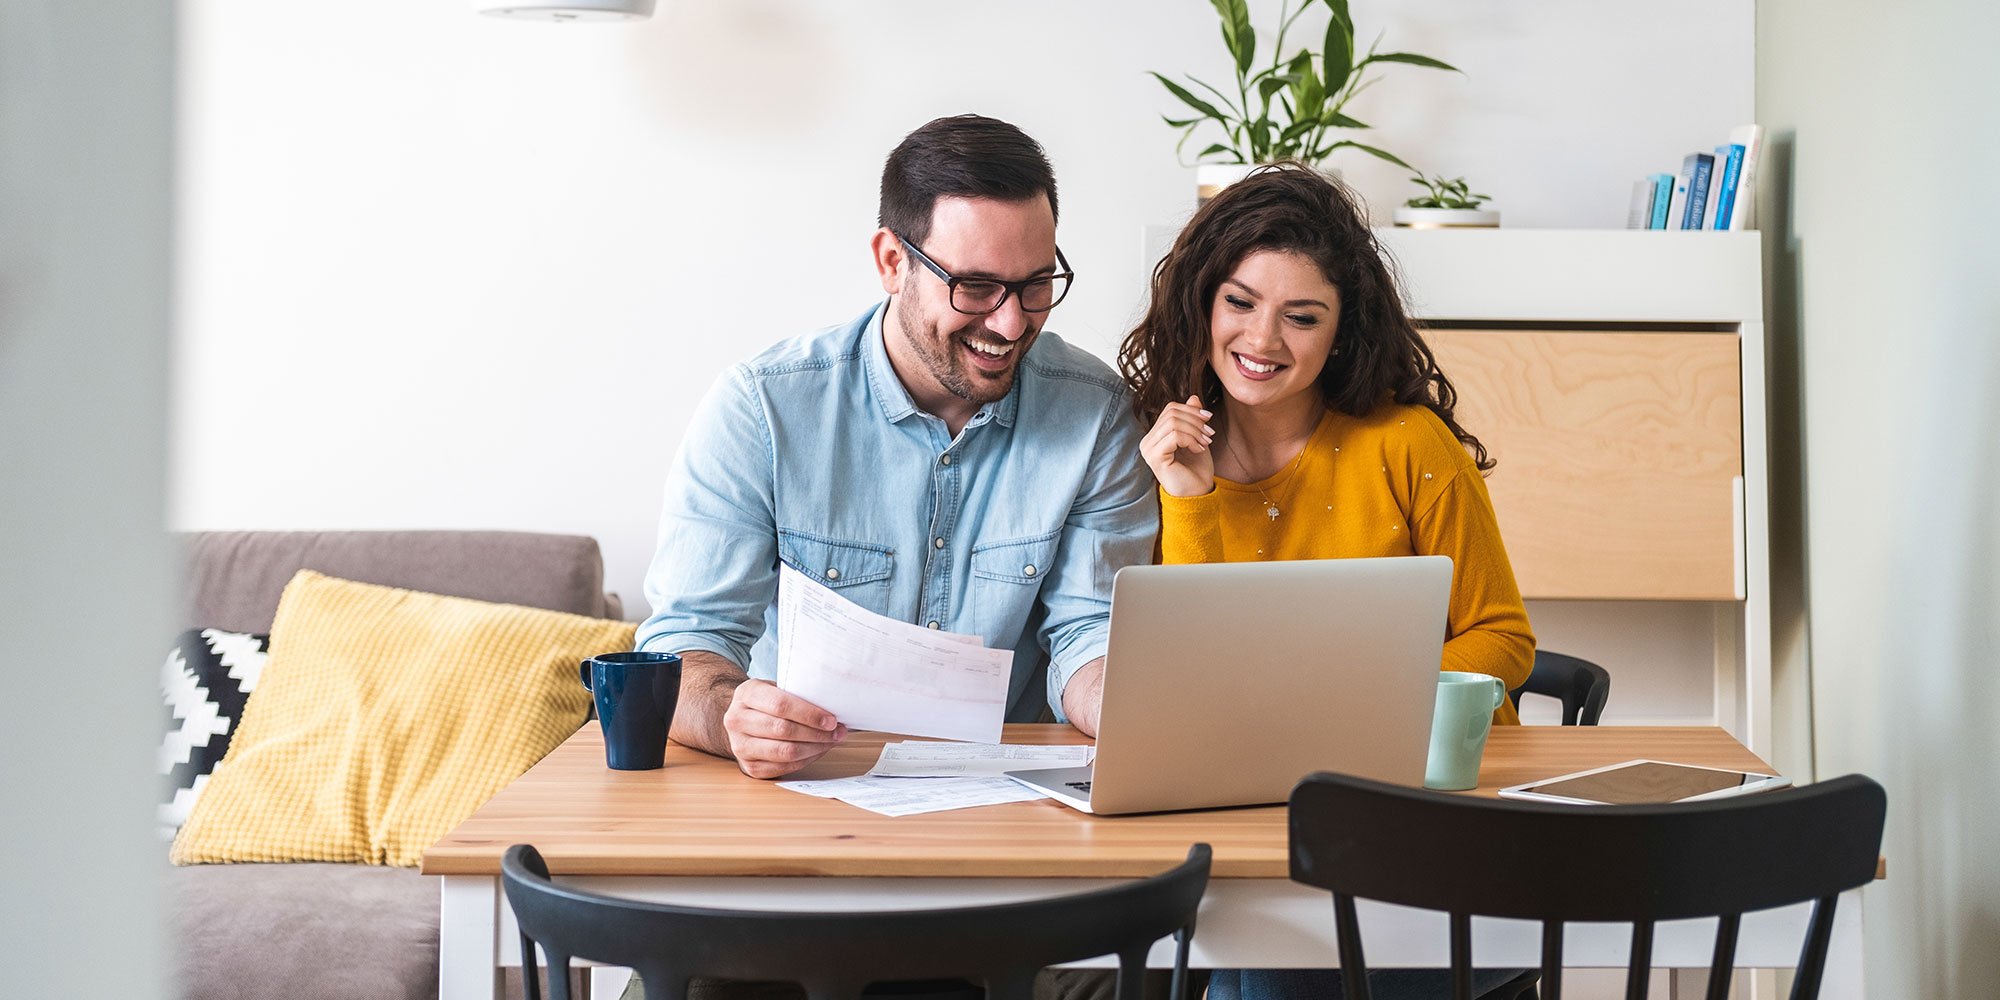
[{"x1": 1160, "y1": 403, "x2": 1535, "y2": 725}]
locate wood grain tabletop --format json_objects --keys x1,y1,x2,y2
[{"x1": 422, "y1": 724, "x2": 1778, "y2": 879}]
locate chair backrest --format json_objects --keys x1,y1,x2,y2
[
  {"x1": 1288, "y1": 772, "x2": 1884, "y2": 1000},
  {"x1": 502, "y1": 843, "x2": 1212, "y2": 1000},
  {"x1": 1508, "y1": 650, "x2": 1611, "y2": 726}
]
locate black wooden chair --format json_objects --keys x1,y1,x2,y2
[
  {"x1": 1287, "y1": 772, "x2": 1885, "y2": 1000},
  {"x1": 501, "y1": 843, "x2": 1212, "y2": 1000},
  {"x1": 1508, "y1": 651, "x2": 1611, "y2": 726}
]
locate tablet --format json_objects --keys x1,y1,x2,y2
[{"x1": 1497, "y1": 759, "x2": 1791, "y2": 805}]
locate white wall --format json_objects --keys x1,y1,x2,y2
[
  {"x1": 1759, "y1": 0, "x2": 2000, "y2": 996},
  {"x1": 173, "y1": 0, "x2": 1753, "y2": 613},
  {"x1": 1, "y1": 3, "x2": 173, "y2": 997}
]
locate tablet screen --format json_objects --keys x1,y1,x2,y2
[{"x1": 1516, "y1": 761, "x2": 1765, "y2": 804}]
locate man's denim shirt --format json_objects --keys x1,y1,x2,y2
[{"x1": 637, "y1": 302, "x2": 1159, "y2": 722}]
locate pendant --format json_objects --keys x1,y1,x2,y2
[{"x1": 1266, "y1": 504, "x2": 1281, "y2": 521}]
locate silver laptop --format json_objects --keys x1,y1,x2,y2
[{"x1": 1008, "y1": 556, "x2": 1452, "y2": 815}]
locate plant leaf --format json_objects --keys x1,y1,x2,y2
[
  {"x1": 1287, "y1": 51, "x2": 1324, "y2": 121},
  {"x1": 1188, "y1": 75, "x2": 1246, "y2": 119},
  {"x1": 1209, "y1": 0, "x2": 1239, "y2": 61},
  {"x1": 1322, "y1": 6, "x2": 1354, "y2": 97},
  {"x1": 1322, "y1": 110, "x2": 1367, "y2": 129},
  {"x1": 1211, "y1": 0, "x2": 1256, "y2": 76},
  {"x1": 1297, "y1": 75, "x2": 1325, "y2": 122},
  {"x1": 1248, "y1": 117, "x2": 1273, "y2": 161},
  {"x1": 1196, "y1": 143, "x2": 1241, "y2": 164},
  {"x1": 1337, "y1": 141, "x2": 1414, "y2": 170},
  {"x1": 1258, "y1": 74, "x2": 1298, "y2": 102},
  {"x1": 1232, "y1": 0, "x2": 1257, "y2": 74},
  {"x1": 1279, "y1": 120, "x2": 1319, "y2": 143},
  {"x1": 1326, "y1": 0, "x2": 1351, "y2": 33},
  {"x1": 1162, "y1": 116, "x2": 1202, "y2": 129},
  {"x1": 1150, "y1": 72, "x2": 1229, "y2": 122},
  {"x1": 1366, "y1": 52, "x2": 1459, "y2": 72}
]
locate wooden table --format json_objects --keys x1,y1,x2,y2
[{"x1": 426, "y1": 725, "x2": 1866, "y2": 999}]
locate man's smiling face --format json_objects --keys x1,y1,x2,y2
[{"x1": 888, "y1": 193, "x2": 1060, "y2": 409}]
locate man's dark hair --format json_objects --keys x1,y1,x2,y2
[{"x1": 878, "y1": 114, "x2": 1058, "y2": 247}]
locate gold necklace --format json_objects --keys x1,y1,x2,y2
[{"x1": 1220, "y1": 430, "x2": 1307, "y2": 522}]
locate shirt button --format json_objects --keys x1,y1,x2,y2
[
  {"x1": 927, "y1": 621, "x2": 940, "y2": 629},
  {"x1": 940, "y1": 454, "x2": 952, "y2": 466},
  {"x1": 824, "y1": 567, "x2": 840, "y2": 581},
  {"x1": 933, "y1": 537, "x2": 946, "y2": 549},
  {"x1": 1023, "y1": 564, "x2": 1037, "y2": 577}
]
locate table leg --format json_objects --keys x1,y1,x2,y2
[{"x1": 441, "y1": 875, "x2": 503, "y2": 1000}]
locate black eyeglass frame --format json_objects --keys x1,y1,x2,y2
[{"x1": 896, "y1": 234, "x2": 1075, "y2": 316}]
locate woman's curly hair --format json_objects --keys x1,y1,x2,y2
[{"x1": 1118, "y1": 162, "x2": 1491, "y2": 471}]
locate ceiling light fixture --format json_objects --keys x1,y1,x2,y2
[{"x1": 474, "y1": 0, "x2": 655, "y2": 22}]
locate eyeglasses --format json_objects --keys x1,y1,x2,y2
[{"x1": 897, "y1": 234, "x2": 1075, "y2": 316}]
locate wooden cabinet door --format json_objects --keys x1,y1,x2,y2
[{"x1": 1427, "y1": 329, "x2": 1743, "y2": 600}]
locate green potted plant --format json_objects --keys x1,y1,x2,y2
[
  {"x1": 1392, "y1": 172, "x2": 1499, "y2": 228},
  {"x1": 1153, "y1": 0, "x2": 1458, "y2": 202}
]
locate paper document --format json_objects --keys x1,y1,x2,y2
[
  {"x1": 778, "y1": 774, "x2": 1049, "y2": 817},
  {"x1": 867, "y1": 741, "x2": 1095, "y2": 778},
  {"x1": 776, "y1": 565, "x2": 1012, "y2": 743}
]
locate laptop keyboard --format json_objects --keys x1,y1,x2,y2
[{"x1": 1066, "y1": 780, "x2": 1092, "y2": 793}]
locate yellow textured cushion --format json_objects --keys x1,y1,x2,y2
[{"x1": 171, "y1": 569, "x2": 635, "y2": 867}]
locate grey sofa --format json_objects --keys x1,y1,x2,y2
[{"x1": 172, "y1": 530, "x2": 622, "y2": 1000}]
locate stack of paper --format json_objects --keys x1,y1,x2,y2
[
  {"x1": 867, "y1": 741, "x2": 1094, "y2": 777},
  {"x1": 779, "y1": 741, "x2": 1094, "y2": 817}
]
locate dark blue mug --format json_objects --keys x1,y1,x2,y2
[{"x1": 579, "y1": 651, "x2": 682, "y2": 770}]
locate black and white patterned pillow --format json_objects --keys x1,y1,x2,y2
[{"x1": 160, "y1": 628, "x2": 269, "y2": 839}]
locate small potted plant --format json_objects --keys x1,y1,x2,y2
[
  {"x1": 1152, "y1": 0, "x2": 1458, "y2": 202},
  {"x1": 1393, "y1": 172, "x2": 1499, "y2": 228}
]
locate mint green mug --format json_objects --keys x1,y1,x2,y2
[{"x1": 1424, "y1": 672, "x2": 1507, "y2": 790}]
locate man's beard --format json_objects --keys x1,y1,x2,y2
[{"x1": 908, "y1": 306, "x2": 1037, "y2": 405}]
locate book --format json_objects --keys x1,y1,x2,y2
[
  {"x1": 1648, "y1": 172, "x2": 1674, "y2": 229},
  {"x1": 1666, "y1": 167, "x2": 1688, "y2": 231},
  {"x1": 1712, "y1": 142, "x2": 1746, "y2": 229},
  {"x1": 1627, "y1": 177, "x2": 1658, "y2": 229},
  {"x1": 1679, "y1": 152, "x2": 1715, "y2": 229},
  {"x1": 1725, "y1": 124, "x2": 1764, "y2": 231},
  {"x1": 1701, "y1": 147, "x2": 1728, "y2": 229}
]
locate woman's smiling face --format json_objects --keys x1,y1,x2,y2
[{"x1": 1207, "y1": 250, "x2": 1342, "y2": 409}]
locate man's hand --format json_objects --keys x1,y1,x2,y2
[
  {"x1": 723, "y1": 678, "x2": 847, "y2": 779},
  {"x1": 669, "y1": 651, "x2": 847, "y2": 779},
  {"x1": 1060, "y1": 656, "x2": 1107, "y2": 738}
]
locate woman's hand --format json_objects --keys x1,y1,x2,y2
[{"x1": 1142, "y1": 395, "x2": 1217, "y2": 498}]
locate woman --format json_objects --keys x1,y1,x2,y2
[{"x1": 1119, "y1": 164, "x2": 1534, "y2": 999}]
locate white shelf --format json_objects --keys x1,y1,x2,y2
[{"x1": 1376, "y1": 228, "x2": 1763, "y2": 325}]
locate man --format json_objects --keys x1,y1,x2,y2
[{"x1": 638, "y1": 114, "x2": 1152, "y2": 778}]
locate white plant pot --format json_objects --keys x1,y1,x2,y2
[
  {"x1": 1195, "y1": 163, "x2": 1259, "y2": 206},
  {"x1": 1392, "y1": 206, "x2": 1500, "y2": 229},
  {"x1": 1196, "y1": 162, "x2": 1343, "y2": 206}
]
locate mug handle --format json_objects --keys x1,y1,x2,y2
[
  {"x1": 1488, "y1": 676, "x2": 1506, "y2": 711},
  {"x1": 580, "y1": 659, "x2": 594, "y2": 691}
]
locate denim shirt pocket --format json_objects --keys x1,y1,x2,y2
[
  {"x1": 777, "y1": 529, "x2": 895, "y2": 590},
  {"x1": 970, "y1": 529, "x2": 1063, "y2": 585}
]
